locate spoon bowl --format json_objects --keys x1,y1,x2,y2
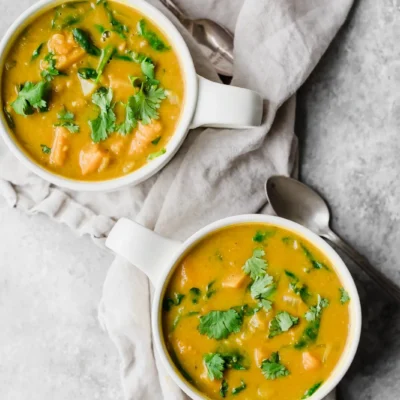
[
  {"x1": 266, "y1": 175, "x2": 400, "y2": 302},
  {"x1": 266, "y1": 176, "x2": 330, "y2": 235}
]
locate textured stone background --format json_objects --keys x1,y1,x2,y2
[
  {"x1": 1, "y1": 0, "x2": 399, "y2": 399},
  {"x1": 298, "y1": 0, "x2": 400, "y2": 398}
]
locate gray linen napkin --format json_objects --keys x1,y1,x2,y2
[{"x1": 0, "y1": 0, "x2": 352, "y2": 399}]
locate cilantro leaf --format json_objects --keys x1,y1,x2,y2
[
  {"x1": 147, "y1": 148, "x2": 166, "y2": 160},
  {"x1": 117, "y1": 97, "x2": 137, "y2": 135},
  {"x1": 11, "y1": 81, "x2": 50, "y2": 116},
  {"x1": 250, "y1": 274, "x2": 275, "y2": 300},
  {"x1": 232, "y1": 380, "x2": 246, "y2": 395},
  {"x1": 302, "y1": 381, "x2": 323, "y2": 399},
  {"x1": 103, "y1": 1, "x2": 129, "y2": 38},
  {"x1": 78, "y1": 67, "x2": 98, "y2": 80},
  {"x1": 41, "y1": 52, "x2": 63, "y2": 81},
  {"x1": 163, "y1": 292, "x2": 185, "y2": 311},
  {"x1": 205, "y1": 280, "x2": 216, "y2": 299},
  {"x1": 304, "y1": 295, "x2": 329, "y2": 322},
  {"x1": 72, "y1": 28, "x2": 101, "y2": 56},
  {"x1": 40, "y1": 144, "x2": 51, "y2": 154},
  {"x1": 89, "y1": 87, "x2": 116, "y2": 142},
  {"x1": 261, "y1": 352, "x2": 289, "y2": 380},
  {"x1": 253, "y1": 230, "x2": 275, "y2": 243},
  {"x1": 198, "y1": 309, "x2": 242, "y2": 340},
  {"x1": 141, "y1": 58, "x2": 159, "y2": 85},
  {"x1": 285, "y1": 270, "x2": 312, "y2": 304},
  {"x1": 339, "y1": 288, "x2": 350, "y2": 304},
  {"x1": 151, "y1": 136, "x2": 161, "y2": 145},
  {"x1": 203, "y1": 353, "x2": 225, "y2": 380},
  {"x1": 137, "y1": 19, "x2": 170, "y2": 51},
  {"x1": 301, "y1": 244, "x2": 329, "y2": 271},
  {"x1": 220, "y1": 380, "x2": 228, "y2": 398},
  {"x1": 220, "y1": 351, "x2": 248, "y2": 371},
  {"x1": 55, "y1": 107, "x2": 79, "y2": 133},
  {"x1": 295, "y1": 296, "x2": 329, "y2": 349},
  {"x1": 57, "y1": 108, "x2": 74, "y2": 120},
  {"x1": 134, "y1": 85, "x2": 166, "y2": 124},
  {"x1": 189, "y1": 287, "x2": 201, "y2": 304},
  {"x1": 242, "y1": 248, "x2": 267, "y2": 280},
  {"x1": 31, "y1": 43, "x2": 44, "y2": 61},
  {"x1": 95, "y1": 45, "x2": 116, "y2": 83},
  {"x1": 268, "y1": 311, "x2": 299, "y2": 338},
  {"x1": 55, "y1": 121, "x2": 79, "y2": 133}
]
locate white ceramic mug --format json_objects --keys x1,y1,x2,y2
[
  {"x1": 106, "y1": 214, "x2": 362, "y2": 400},
  {"x1": 0, "y1": 0, "x2": 263, "y2": 192}
]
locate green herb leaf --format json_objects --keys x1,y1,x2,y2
[
  {"x1": 189, "y1": 287, "x2": 202, "y2": 304},
  {"x1": 40, "y1": 144, "x2": 51, "y2": 154},
  {"x1": 205, "y1": 280, "x2": 217, "y2": 299},
  {"x1": 198, "y1": 309, "x2": 242, "y2": 340},
  {"x1": 89, "y1": 87, "x2": 116, "y2": 142},
  {"x1": 204, "y1": 353, "x2": 225, "y2": 380},
  {"x1": 103, "y1": 1, "x2": 129, "y2": 38},
  {"x1": 220, "y1": 380, "x2": 228, "y2": 398},
  {"x1": 284, "y1": 270, "x2": 312, "y2": 304},
  {"x1": 301, "y1": 244, "x2": 329, "y2": 271},
  {"x1": 54, "y1": 121, "x2": 80, "y2": 133},
  {"x1": 95, "y1": 45, "x2": 116, "y2": 83},
  {"x1": 261, "y1": 352, "x2": 289, "y2": 380},
  {"x1": 11, "y1": 81, "x2": 50, "y2": 116},
  {"x1": 302, "y1": 381, "x2": 323, "y2": 399},
  {"x1": 72, "y1": 28, "x2": 101, "y2": 56},
  {"x1": 295, "y1": 296, "x2": 328, "y2": 349},
  {"x1": 220, "y1": 351, "x2": 248, "y2": 370},
  {"x1": 94, "y1": 24, "x2": 107, "y2": 34},
  {"x1": 151, "y1": 136, "x2": 161, "y2": 145},
  {"x1": 147, "y1": 148, "x2": 166, "y2": 160},
  {"x1": 117, "y1": 97, "x2": 137, "y2": 135},
  {"x1": 125, "y1": 50, "x2": 149, "y2": 64},
  {"x1": 242, "y1": 248, "x2": 267, "y2": 280},
  {"x1": 232, "y1": 380, "x2": 246, "y2": 395},
  {"x1": 339, "y1": 288, "x2": 350, "y2": 304},
  {"x1": 268, "y1": 311, "x2": 299, "y2": 338},
  {"x1": 250, "y1": 274, "x2": 275, "y2": 300},
  {"x1": 31, "y1": 43, "x2": 44, "y2": 61},
  {"x1": 57, "y1": 108, "x2": 74, "y2": 121},
  {"x1": 163, "y1": 292, "x2": 185, "y2": 311},
  {"x1": 141, "y1": 58, "x2": 159, "y2": 85},
  {"x1": 253, "y1": 230, "x2": 275, "y2": 243},
  {"x1": 304, "y1": 296, "x2": 329, "y2": 322},
  {"x1": 41, "y1": 52, "x2": 64, "y2": 82},
  {"x1": 78, "y1": 67, "x2": 98, "y2": 80},
  {"x1": 133, "y1": 85, "x2": 166, "y2": 124},
  {"x1": 138, "y1": 19, "x2": 170, "y2": 51},
  {"x1": 171, "y1": 311, "x2": 199, "y2": 332}
]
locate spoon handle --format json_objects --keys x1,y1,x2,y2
[{"x1": 322, "y1": 229, "x2": 400, "y2": 302}]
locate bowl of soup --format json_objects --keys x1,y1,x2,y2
[
  {"x1": 106, "y1": 214, "x2": 362, "y2": 400},
  {"x1": 0, "y1": 0, "x2": 263, "y2": 191}
]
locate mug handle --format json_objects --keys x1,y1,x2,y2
[
  {"x1": 190, "y1": 75, "x2": 263, "y2": 129},
  {"x1": 105, "y1": 218, "x2": 181, "y2": 285}
]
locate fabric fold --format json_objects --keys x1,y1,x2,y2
[{"x1": 0, "y1": 0, "x2": 353, "y2": 398}]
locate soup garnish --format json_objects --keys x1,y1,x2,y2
[
  {"x1": 162, "y1": 224, "x2": 350, "y2": 400},
  {"x1": 2, "y1": 1, "x2": 184, "y2": 180}
]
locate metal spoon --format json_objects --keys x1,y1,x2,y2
[
  {"x1": 159, "y1": 0, "x2": 234, "y2": 76},
  {"x1": 266, "y1": 175, "x2": 400, "y2": 302}
]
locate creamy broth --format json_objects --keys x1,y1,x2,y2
[
  {"x1": 2, "y1": 1, "x2": 184, "y2": 180},
  {"x1": 162, "y1": 224, "x2": 350, "y2": 400}
]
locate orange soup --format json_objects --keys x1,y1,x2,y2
[
  {"x1": 162, "y1": 224, "x2": 350, "y2": 400},
  {"x1": 2, "y1": 1, "x2": 184, "y2": 180}
]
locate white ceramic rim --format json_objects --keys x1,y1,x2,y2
[
  {"x1": 151, "y1": 214, "x2": 362, "y2": 400},
  {"x1": 0, "y1": 0, "x2": 197, "y2": 192}
]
